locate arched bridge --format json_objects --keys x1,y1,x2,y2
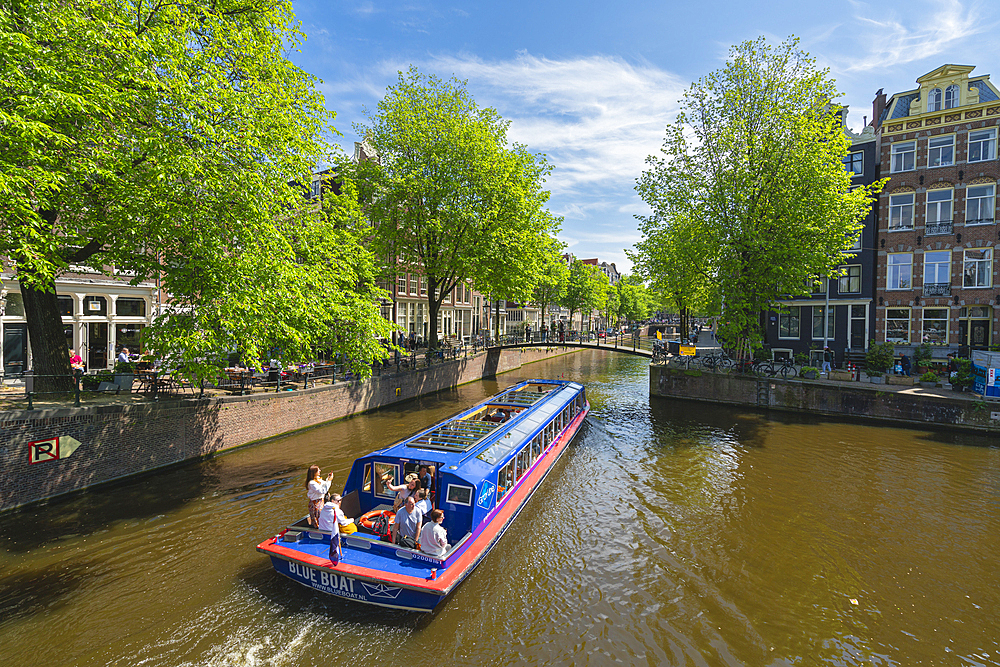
[{"x1": 492, "y1": 336, "x2": 655, "y2": 358}]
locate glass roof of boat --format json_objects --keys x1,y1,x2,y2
[{"x1": 406, "y1": 418, "x2": 504, "y2": 452}]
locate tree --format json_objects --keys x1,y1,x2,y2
[
  {"x1": 634, "y1": 37, "x2": 883, "y2": 357},
  {"x1": 3, "y1": 0, "x2": 392, "y2": 388},
  {"x1": 561, "y1": 260, "x2": 605, "y2": 332},
  {"x1": 530, "y1": 237, "x2": 570, "y2": 330},
  {"x1": 629, "y1": 212, "x2": 719, "y2": 342},
  {"x1": 608, "y1": 276, "x2": 652, "y2": 327},
  {"x1": 354, "y1": 68, "x2": 556, "y2": 350}
]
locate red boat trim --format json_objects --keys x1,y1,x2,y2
[{"x1": 256, "y1": 403, "x2": 589, "y2": 595}]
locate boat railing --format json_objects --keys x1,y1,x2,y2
[{"x1": 280, "y1": 518, "x2": 468, "y2": 566}]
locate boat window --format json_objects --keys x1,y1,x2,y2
[
  {"x1": 374, "y1": 462, "x2": 398, "y2": 499},
  {"x1": 517, "y1": 447, "x2": 530, "y2": 477},
  {"x1": 446, "y1": 484, "x2": 474, "y2": 506},
  {"x1": 531, "y1": 436, "x2": 541, "y2": 462},
  {"x1": 363, "y1": 463, "x2": 372, "y2": 493},
  {"x1": 497, "y1": 464, "x2": 509, "y2": 500}
]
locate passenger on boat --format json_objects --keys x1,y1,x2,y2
[
  {"x1": 327, "y1": 493, "x2": 358, "y2": 534},
  {"x1": 305, "y1": 465, "x2": 334, "y2": 528},
  {"x1": 392, "y1": 495, "x2": 423, "y2": 548},
  {"x1": 415, "y1": 488, "x2": 432, "y2": 516},
  {"x1": 386, "y1": 473, "x2": 420, "y2": 511},
  {"x1": 419, "y1": 465, "x2": 433, "y2": 491},
  {"x1": 419, "y1": 509, "x2": 448, "y2": 557}
]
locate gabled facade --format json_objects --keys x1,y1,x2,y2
[
  {"x1": 874, "y1": 65, "x2": 1000, "y2": 356},
  {"x1": 761, "y1": 111, "x2": 880, "y2": 364}
]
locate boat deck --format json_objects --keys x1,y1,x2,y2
[{"x1": 272, "y1": 534, "x2": 443, "y2": 579}]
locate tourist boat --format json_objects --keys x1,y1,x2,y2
[{"x1": 256, "y1": 379, "x2": 589, "y2": 612}]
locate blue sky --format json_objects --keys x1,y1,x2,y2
[{"x1": 289, "y1": 0, "x2": 1000, "y2": 273}]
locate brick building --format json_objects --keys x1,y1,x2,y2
[{"x1": 874, "y1": 64, "x2": 1000, "y2": 357}]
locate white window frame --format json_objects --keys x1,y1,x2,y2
[
  {"x1": 923, "y1": 250, "x2": 951, "y2": 286},
  {"x1": 965, "y1": 184, "x2": 995, "y2": 225},
  {"x1": 963, "y1": 248, "x2": 993, "y2": 288},
  {"x1": 811, "y1": 306, "x2": 835, "y2": 340},
  {"x1": 927, "y1": 134, "x2": 955, "y2": 168},
  {"x1": 887, "y1": 253, "x2": 913, "y2": 290},
  {"x1": 889, "y1": 193, "x2": 914, "y2": 230},
  {"x1": 945, "y1": 84, "x2": 959, "y2": 109},
  {"x1": 778, "y1": 306, "x2": 800, "y2": 339},
  {"x1": 446, "y1": 484, "x2": 474, "y2": 506},
  {"x1": 927, "y1": 87, "x2": 942, "y2": 112},
  {"x1": 891, "y1": 141, "x2": 916, "y2": 173},
  {"x1": 839, "y1": 265, "x2": 861, "y2": 294},
  {"x1": 921, "y1": 308, "x2": 949, "y2": 345},
  {"x1": 843, "y1": 151, "x2": 863, "y2": 176},
  {"x1": 925, "y1": 189, "x2": 953, "y2": 224},
  {"x1": 886, "y1": 308, "x2": 911, "y2": 344},
  {"x1": 968, "y1": 128, "x2": 997, "y2": 163}
]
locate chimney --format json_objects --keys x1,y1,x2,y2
[
  {"x1": 863, "y1": 115, "x2": 868, "y2": 127},
  {"x1": 872, "y1": 88, "x2": 886, "y2": 128}
]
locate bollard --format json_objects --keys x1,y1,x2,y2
[{"x1": 27, "y1": 391, "x2": 34, "y2": 410}]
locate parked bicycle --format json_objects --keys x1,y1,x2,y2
[
  {"x1": 698, "y1": 352, "x2": 734, "y2": 372},
  {"x1": 751, "y1": 357, "x2": 798, "y2": 379}
]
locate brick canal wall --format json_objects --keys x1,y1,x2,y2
[
  {"x1": 0, "y1": 346, "x2": 580, "y2": 513},
  {"x1": 649, "y1": 365, "x2": 1000, "y2": 432}
]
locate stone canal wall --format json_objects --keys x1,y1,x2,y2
[
  {"x1": 649, "y1": 365, "x2": 1000, "y2": 432},
  {"x1": 0, "y1": 346, "x2": 580, "y2": 513}
]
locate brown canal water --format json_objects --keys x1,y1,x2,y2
[{"x1": 1, "y1": 350, "x2": 999, "y2": 666}]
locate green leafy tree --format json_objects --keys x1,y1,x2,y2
[
  {"x1": 629, "y1": 212, "x2": 720, "y2": 341},
  {"x1": 634, "y1": 37, "x2": 883, "y2": 358},
  {"x1": 531, "y1": 238, "x2": 570, "y2": 331},
  {"x1": 3, "y1": 0, "x2": 390, "y2": 388},
  {"x1": 610, "y1": 276, "x2": 652, "y2": 326},
  {"x1": 354, "y1": 68, "x2": 556, "y2": 350},
  {"x1": 561, "y1": 259, "x2": 605, "y2": 332}
]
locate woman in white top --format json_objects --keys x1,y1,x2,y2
[
  {"x1": 385, "y1": 472, "x2": 420, "y2": 511},
  {"x1": 305, "y1": 465, "x2": 334, "y2": 528},
  {"x1": 419, "y1": 509, "x2": 448, "y2": 556}
]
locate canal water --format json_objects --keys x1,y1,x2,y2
[{"x1": 2, "y1": 350, "x2": 999, "y2": 666}]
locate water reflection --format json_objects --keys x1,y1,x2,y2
[{"x1": 1, "y1": 350, "x2": 999, "y2": 666}]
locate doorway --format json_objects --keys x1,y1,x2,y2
[
  {"x1": 959, "y1": 306, "x2": 991, "y2": 350},
  {"x1": 850, "y1": 305, "x2": 867, "y2": 349},
  {"x1": 88, "y1": 322, "x2": 109, "y2": 369}
]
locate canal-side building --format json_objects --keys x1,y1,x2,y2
[
  {"x1": 1, "y1": 266, "x2": 158, "y2": 375},
  {"x1": 762, "y1": 109, "x2": 880, "y2": 365},
  {"x1": 874, "y1": 64, "x2": 1000, "y2": 358}
]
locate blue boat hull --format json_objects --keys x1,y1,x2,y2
[{"x1": 269, "y1": 555, "x2": 444, "y2": 612}]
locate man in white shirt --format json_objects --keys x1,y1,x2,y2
[{"x1": 419, "y1": 509, "x2": 448, "y2": 556}]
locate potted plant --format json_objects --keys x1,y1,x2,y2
[
  {"x1": 914, "y1": 344, "x2": 933, "y2": 373},
  {"x1": 952, "y1": 358, "x2": 974, "y2": 392},
  {"x1": 919, "y1": 370, "x2": 939, "y2": 389},
  {"x1": 865, "y1": 341, "x2": 894, "y2": 383},
  {"x1": 794, "y1": 351, "x2": 809, "y2": 366},
  {"x1": 801, "y1": 366, "x2": 820, "y2": 380}
]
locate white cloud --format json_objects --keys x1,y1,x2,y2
[
  {"x1": 844, "y1": 0, "x2": 987, "y2": 72},
  {"x1": 415, "y1": 52, "x2": 687, "y2": 198}
]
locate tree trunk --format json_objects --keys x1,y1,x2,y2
[
  {"x1": 19, "y1": 276, "x2": 74, "y2": 393},
  {"x1": 494, "y1": 298, "x2": 501, "y2": 341},
  {"x1": 426, "y1": 289, "x2": 440, "y2": 350}
]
